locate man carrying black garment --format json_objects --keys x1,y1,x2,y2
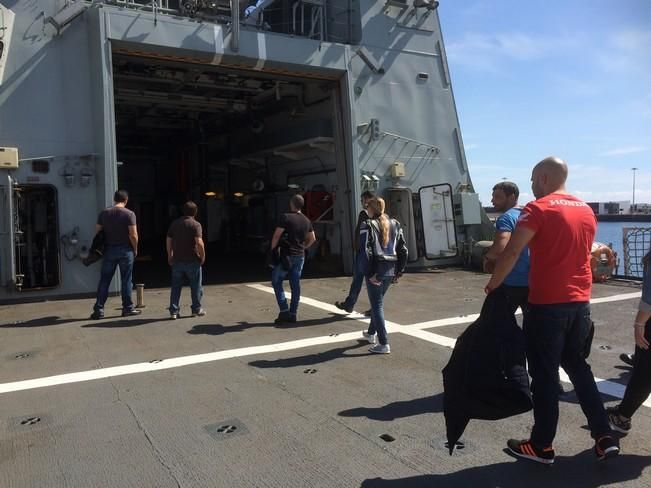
[{"x1": 485, "y1": 157, "x2": 618, "y2": 464}]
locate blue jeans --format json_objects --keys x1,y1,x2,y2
[
  {"x1": 366, "y1": 276, "x2": 393, "y2": 345},
  {"x1": 271, "y1": 255, "x2": 305, "y2": 315},
  {"x1": 524, "y1": 302, "x2": 611, "y2": 447},
  {"x1": 94, "y1": 245, "x2": 135, "y2": 313},
  {"x1": 169, "y1": 261, "x2": 203, "y2": 314},
  {"x1": 343, "y1": 256, "x2": 366, "y2": 309}
]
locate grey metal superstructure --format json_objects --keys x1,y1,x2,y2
[{"x1": 0, "y1": 0, "x2": 486, "y2": 301}]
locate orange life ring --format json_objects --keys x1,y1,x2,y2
[{"x1": 590, "y1": 243, "x2": 616, "y2": 283}]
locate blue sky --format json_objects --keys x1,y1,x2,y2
[{"x1": 438, "y1": 0, "x2": 651, "y2": 206}]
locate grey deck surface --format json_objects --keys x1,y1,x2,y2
[{"x1": 1, "y1": 269, "x2": 649, "y2": 487}]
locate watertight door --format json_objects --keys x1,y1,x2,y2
[
  {"x1": 11, "y1": 184, "x2": 61, "y2": 290},
  {"x1": 385, "y1": 188, "x2": 418, "y2": 262},
  {"x1": 0, "y1": 173, "x2": 18, "y2": 289},
  {"x1": 418, "y1": 184, "x2": 458, "y2": 259}
]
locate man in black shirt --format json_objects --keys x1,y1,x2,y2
[
  {"x1": 270, "y1": 194, "x2": 316, "y2": 323},
  {"x1": 91, "y1": 190, "x2": 140, "y2": 319}
]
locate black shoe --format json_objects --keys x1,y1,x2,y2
[
  {"x1": 619, "y1": 353, "x2": 635, "y2": 367},
  {"x1": 121, "y1": 309, "x2": 142, "y2": 317},
  {"x1": 287, "y1": 314, "x2": 297, "y2": 323},
  {"x1": 363, "y1": 309, "x2": 372, "y2": 317},
  {"x1": 595, "y1": 435, "x2": 620, "y2": 460},
  {"x1": 90, "y1": 311, "x2": 104, "y2": 320},
  {"x1": 335, "y1": 301, "x2": 354, "y2": 313},
  {"x1": 274, "y1": 311, "x2": 291, "y2": 324},
  {"x1": 507, "y1": 439, "x2": 555, "y2": 465}
]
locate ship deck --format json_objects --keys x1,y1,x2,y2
[{"x1": 0, "y1": 269, "x2": 649, "y2": 487}]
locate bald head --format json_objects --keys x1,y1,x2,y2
[{"x1": 531, "y1": 156, "x2": 568, "y2": 198}]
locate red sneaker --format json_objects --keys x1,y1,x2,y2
[{"x1": 507, "y1": 439, "x2": 555, "y2": 465}]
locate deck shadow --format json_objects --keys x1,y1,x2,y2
[
  {"x1": 188, "y1": 314, "x2": 357, "y2": 336},
  {"x1": 361, "y1": 452, "x2": 651, "y2": 488},
  {"x1": 338, "y1": 394, "x2": 444, "y2": 421},
  {"x1": 0, "y1": 316, "x2": 91, "y2": 328},
  {"x1": 249, "y1": 341, "x2": 370, "y2": 369},
  {"x1": 81, "y1": 317, "x2": 164, "y2": 328}
]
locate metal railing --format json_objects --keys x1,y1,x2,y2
[
  {"x1": 623, "y1": 227, "x2": 651, "y2": 278},
  {"x1": 97, "y1": 0, "x2": 359, "y2": 44}
]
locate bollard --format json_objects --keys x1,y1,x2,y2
[{"x1": 135, "y1": 283, "x2": 145, "y2": 308}]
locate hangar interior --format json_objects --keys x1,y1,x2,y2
[{"x1": 112, "y1": 54, "x2": 350, "y2": 286}]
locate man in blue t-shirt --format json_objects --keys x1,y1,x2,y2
[{"x1": 483, "y1": 181, "x2": 530, "y2": 314}]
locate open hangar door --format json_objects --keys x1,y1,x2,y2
[{"x1": 111, "y1": 54, "x2": 351, "y2": 286}]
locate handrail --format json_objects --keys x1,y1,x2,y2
[{"x1": 230, "y1": 0, "x2": 239, "y2": 52}]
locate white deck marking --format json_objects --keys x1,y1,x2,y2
[
  {"x1": 0, "y1": 284, "x2": 644, "y2": 405},
  {"x1": 559, "y1": 369, "x2": 651, "y2": 409},
  {"x1": 0, "y1": 331, "x2": 363, "y2": 394},
  {"x1": 398, "y1": 328, "x2": 651, "y2": 408},
  {"x1": 399, "y1": 328, "x2": 457, "y2": 348},
  {"x1": 404, "y1": 291, "x2": 641, "y2": 331},
  {"x1": 590, "y1": 291, "x2": 641, "y2": 304}
]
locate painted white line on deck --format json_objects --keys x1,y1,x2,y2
[
  {"x1": 400, "y1": 328, "x2": 457, "y2": 348},
  {"x1": 401, "y1": 327, "x2": 651, "y2": 409},
  {"x1": 0, "y1": 285, "x2": 643, "y2": 400},
  {"x1": 405, "y1": 314, "x2": 480, "y2": 331},
  {"x1": 405, "y1": 291, "x2": 641, "y2": 331},
  {"x1": 559, "y1": 369, "x2": 651, "y2": 409},
  {"x1": 246, "y1": 283, "x2": 403, "y2": 330},
  {"x1": 590, "y1": 291, "x2": 641, "y2": 305},
  {"x1": 0, "y1": 331, "x2": 363, "y2": 394}
]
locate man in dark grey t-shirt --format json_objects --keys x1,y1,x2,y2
[
  {"x1": 270, "y1": 194, "x2": 316, "y2": 324},
  {"x1": 166, "y1": 201, "x2": 206, "y2": 319},
  {"x1": 91, "y1": 190, "x2": 141, "y2": 319}
]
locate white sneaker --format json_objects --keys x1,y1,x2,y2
[
  {"x1": 369, "y1": 344, "x2": 390, "y2": 354},
  {"x1": 362, "y1": 331, "x2": 377, "y2": 344}
]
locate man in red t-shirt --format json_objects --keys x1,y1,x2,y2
[{"x1": 485, "y1": 157, "x2": 618, "y2": 464}]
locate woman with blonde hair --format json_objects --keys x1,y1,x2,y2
[{"x1": 359, "y1": 196, "x2": 408, "y2": 353}]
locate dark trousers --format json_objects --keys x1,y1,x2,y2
[
  {"x1": 94, "y1": 245, "x2": 135, "y2": 313},
  {"x1": 501, "y1": 284, "x2": 529, "y2": 316},
  {"x1": 169, "y1": 261, "x2": 203, "y2": 314},
  {"x1": 366, "y1": 276, "x2": 392, "y2": 345},
  {"x1": 619, "y1": 321, "x2": 651, "y2": 418},
  {"x1": 525, "y1": 302, "x2": 611, "y2": 447},
  {"x1": 343, "y1": 257, "x2": 365, "y2": 309},
  {"x1": 271, "y1": 255, "x2": 305, "y2": 315}
]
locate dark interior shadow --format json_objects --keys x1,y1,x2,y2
[
  {"x1": 339, "y1": 394, "x2": 444, "y2": 421},
  {"x1": 0, "y1": 316, "x2": 91, "y2": 328},
  {"x1": 82, "y1": 318, "x2": 164, "y2": 328},
  {"x1": 360, "y1": 451, "x2": 651, "y2": 488},
  {"x1": 249, "y1": 341, "x2": 370, "y2": 369}
]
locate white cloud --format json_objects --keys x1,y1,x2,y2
[
  {"x1": 612, "y1": 29, "x2": 651, "y2": 52},
  {"x1": 595, "y1": 29, "x2": 651, "y2": 76},
  {"x1": 551, "y1": 74, "x2": 603, "y2": 97},
  {"x1": 600, "y1": 146, "x2": 649, "y2": 157},
  {"x1": 446, "y1": 32, "x2": 580, "y2": 72}
]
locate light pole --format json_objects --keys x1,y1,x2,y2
[{"x1": 632, "y1": 167, "x2": 638, "y2": 214}]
